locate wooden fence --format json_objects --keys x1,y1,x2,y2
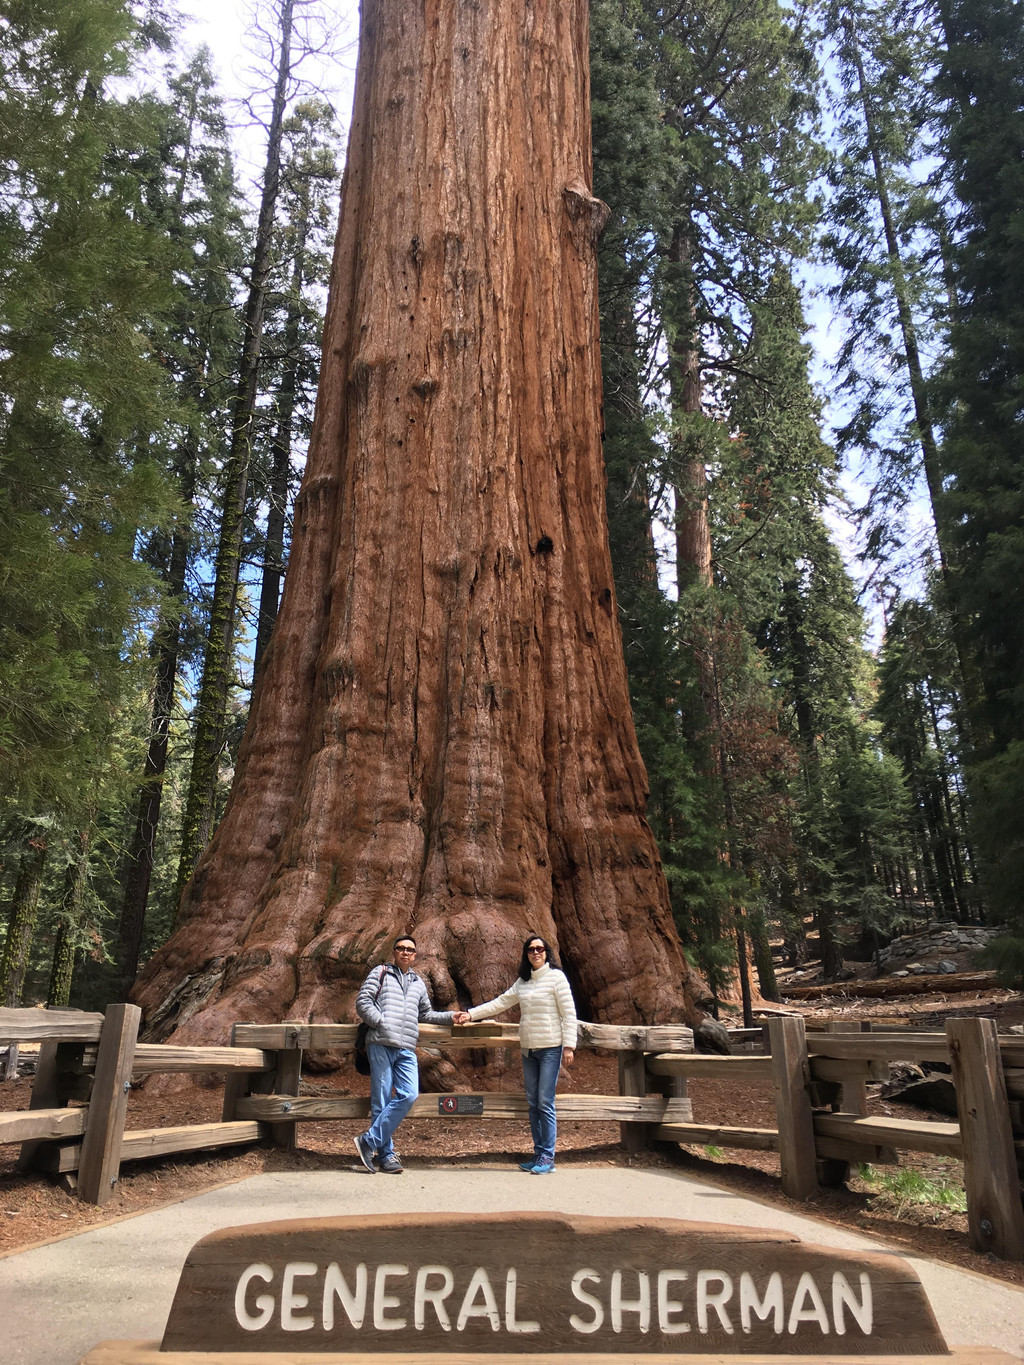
[{"x1": 2, "y1": 1006, "x2": 1023, "y2": 1261}]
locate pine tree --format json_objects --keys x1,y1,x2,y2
[
  {"x1": 251, "y1": 97, "x2": 341, "y2": 671},
  {"x1": 0, "y1": 0, "x2": 180, "y2": 815},
  {"x1": 933, "y1": 0, "x2": 1024, "y2": 952},
  {"x1": 114, "y1": 48, "x2": 243, "y2": 998}
]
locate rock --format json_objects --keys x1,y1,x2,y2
[
  {"x1": 882, "y1": 1069, "x2": 958, "y2": 1117},
  {"x1": 893, "y1": 970, "x2": 909, "y2": 977},
  {"x1": 695, "y1": 1018, "x2": 732, "y2": 1055},
  {"x1": 906, "y1": 962, "x2": 923, "y2": 971},
  {"x1": 937, "y1": 960, "x2": 958, "y2": 973}
]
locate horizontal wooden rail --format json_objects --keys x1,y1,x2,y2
[
  {"x1": 34, "y1": 1121, "x2": 264, "y2": 1174},
  {"x1": 807, "y1": 1031, "x2": 1024, "y2": 1067},
  {"x1": 130, "y1": 1044, "x2": 273, "y2": 1075},
  {"x1": 0, "y1": 1106, "x2": 88, "y2": 1144},
  {"x1": 232, "y1": 1021, "x2": 694, "y2": 1053},
  {"x1": 808, "y1": 1056, "x2": 890, "y2": 1084},
  {"x1": 236, "y1": 1093, "x2": 693, "y2": 1124},
  {"x1": 0, "y1": 1007, "x2": 104, "y2": 1044},
  {"x1": 654, "y1": 1121, "x2": 779, "y2": 1151},
  {"x1": 645, "y1": 1054, "x2": 771, "y2": 1080},
  {"x1": 813, "y1": 1111, "x2": 962, "y2": 1157}
]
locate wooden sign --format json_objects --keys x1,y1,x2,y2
[{"x1": 145, "y1": 1213, "x2": 951, "y2": 1357}]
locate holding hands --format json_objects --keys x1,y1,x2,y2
[{"x1": 452, "y1": 1010, "x2": 472, "y2": 1025}]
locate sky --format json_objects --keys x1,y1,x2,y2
[{"x1": 179, "y1": 0, "x2": 360, "y2": 173}]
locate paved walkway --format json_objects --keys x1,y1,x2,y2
[{"x1": 2, "y1": 1161, "x2": 1023, "y2": 1364}]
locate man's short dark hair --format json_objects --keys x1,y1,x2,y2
[{"x1": 394, "y1": 935, "x2": 417, "y2": 950}]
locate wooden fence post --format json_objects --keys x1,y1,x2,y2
[
  {"x1": 222, "y1": 1024, "x2": 248, "y2": 1123},
  {"x1": 2, "y1": 1041, "x2": 19, "y2": 1082},
  {"x1": 268, "y1": 1024, "x2": 303, "y2": 1151},
  {"x1": 825, "y1": 1020, "x2": 869, "y2": 1115},
  {"x1": 946, "y1": 1016, "x2": 1024, "y2": 1261},
  {"x1": 618, "y1": 1050, "x2": 648, "y2": 1154},
  {"x1": 768, "y1": 1015, "x2": 817, "y2": 1200},
  {"x1": 77, "y1": 1003, "x2": 141, "y2": 1206}
]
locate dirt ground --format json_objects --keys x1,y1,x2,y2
[{"x1": 2, "y1": 990, "x2": 1023, "y2": 1292}]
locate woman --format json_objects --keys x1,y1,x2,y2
[{"x1": 461, "y1": 935, "x2": 577, "y2": 1174}]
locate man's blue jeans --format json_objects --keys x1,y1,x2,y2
[
  {"x1": 365, "y1": 1044, "x2": 419, "y2": 1159},
  {"x1": 522, "y1": 1045, "x2": 562, "y2": 1164}
]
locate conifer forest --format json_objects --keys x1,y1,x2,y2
[{"x1": 3, "y1": 0, "x2": 1024, "y2": 1033}]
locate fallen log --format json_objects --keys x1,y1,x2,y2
[{"x1": 780, "y1": 970, "x2": 1000, "y2": 1001}]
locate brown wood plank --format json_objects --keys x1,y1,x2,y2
[
  {"x1": 815, "y1": 1135, "x2": 898, "y2": 1165},
  {"x1": 0, "y1": 1106, "x2": 87, "y2": 1144},
  {"x1": 32, "y1": 1122, "x2": 263, "y2": 1172},
  {"x1": 76, "y1": 1003, "x2": 141, "y2": 1206},
  {"x1": 121, "y1": 1121, "x2": 262, "y2": 1160},
  {"x1": 809, "y1": 1057, "x2": 890, "y2": 1085},
  {"x1": 813, "y1": 1112, "x2": 962, "y2": 1156},
  {"x1": 946, "y1": 1017, "x2": 1024, "y2": 1260},
  {"x1": 269, "y1": 1044, "x2": 303, "y2": 1151},
  {"x1": 825, "y1": 1021, "x2": 868, "y2": 1116},
  {"x1": 236, "y1": 1093, "x2": 692, "y2": 1123},
  {"x1": 77, "y1": 1351, "x2": 1024, "y2": 1365},
  {"x1": 769, "y1": 1015, "x2": 818, "y2": 1199},
  {"x1": 231, "y1": 1021, "x2": 694, "y2": 1053},
  {"x1": 17, "y1": 1038, "x2": 65, "y2": 1170},
  {"x1": 645, "y1": 1054, "x2": 772, "y2": 1080},
  {"x1": 618, "y1": 1049, "x2": 648, "y2": 1153},
  {"x1": 2, "y1": 1040, "x2": 18, "y2": 1081},
  {"x1": 0, "y1": 1007, "x2": 104, "y2": 1043},
  {"x1": 655, "y1": 1122, "x2": 779, "y2": 1151},
  {"x1": 129, "y1": 1044, "x2": 272, "y2": 1074},
  {"x1": 807, "y1": 1032, "x2": 951, "y2": 1063},
  {"x1": 577, "y1": 1021, "x2": 694, "y2": 1052},
  {"x1": 1003, "y1": 1067, "x2": 1024, "y2": 1101}
]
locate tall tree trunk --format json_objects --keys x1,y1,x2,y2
[
  {"x1": 0, "y1": 833, "x2": 48, "y2": 1006},
  {"x1": 844, "y1": 15, "x2": 985, "y2": 740},
  {"x1": 175, "y1": 0, "x2": 297, "y2": 899},
  {"x1": 116, "y1": 463, "x2": 195, "y2": 999},
  {"x1": 668, "y1": 221, "x2": 713, "y2": 594},
  {"x1": 134, "y1": 0, "x2": 703, "y2": 1046},
  {"x1": 49, "y1": 830, "x2": 90, "y2": 1007},
  {"x1": 254, "y1": 203, "x2": 310, "y2": 673}
]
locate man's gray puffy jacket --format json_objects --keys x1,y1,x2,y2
[{"x1": 355, "y1": 963, "x2": 453, "y2": 1049}]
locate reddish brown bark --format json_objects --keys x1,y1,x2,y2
[{"x1": 134, "y1": 0, "x2": 702, "y2": 1047}]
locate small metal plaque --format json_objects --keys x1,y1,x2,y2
[{"x1": 438, "y1": 1094, "x2": 484, "y2": 1115}]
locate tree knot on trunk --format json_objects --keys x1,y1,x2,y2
[{"x1": 562, "y1": 179, "x2": 611, "y2": 246}]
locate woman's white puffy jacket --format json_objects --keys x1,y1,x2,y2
[{"x1": 467, "y1": 962, "x2": 577, "y2": 1049}]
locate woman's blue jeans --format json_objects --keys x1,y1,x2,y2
[
  {"x1": 521, "y1": 1045, "x2": 562, "y2": 1164},
  {"x1": 365, "y1": 1043, "x2": 419, "y2": 1159}
]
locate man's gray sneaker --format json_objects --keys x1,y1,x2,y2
[
  {"x1": 353, "y1": 1133, "x2": 377, "y2": 1173},
  {"x1": 378, "y1": 1153, "x2": 404, "y2": 1174}
]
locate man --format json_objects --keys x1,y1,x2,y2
[{"x1": 354, "y1": 936, "x2": 464, "y2": 1173}]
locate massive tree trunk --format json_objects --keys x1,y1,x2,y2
[{"x1": 134, "y1": 0, "x2": 702, "y2": 1048}]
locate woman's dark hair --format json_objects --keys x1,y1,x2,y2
[{"x1": 518, "y1": 934, "x2": 558, "y2": 981}]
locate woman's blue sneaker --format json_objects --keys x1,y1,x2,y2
[
  {"x1": 530, "y1": 1161, "x2": 555, "y2": 1174},
  {"x1": 518, "y1": 1158, "x2": 538, "y2": 1171}
]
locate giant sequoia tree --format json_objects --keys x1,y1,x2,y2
[{"x1": 134, "y1": 0, "x2": 702, "y2": 1045}]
